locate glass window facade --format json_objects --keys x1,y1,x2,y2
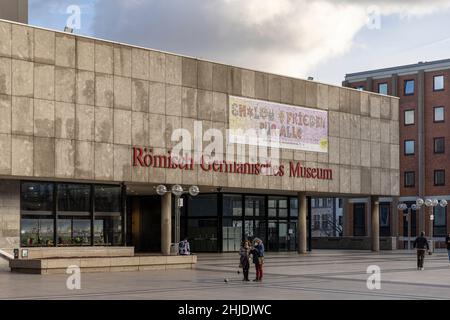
[
  {"x1": 184, "y1": 194, "x2": 301, "y2": 252},
  {"x1": 380, "y1": 203, "x2": 390, "y2": 237},
  {"x1": 20, "y1": 181, "x2": 123, "y2": 247}
]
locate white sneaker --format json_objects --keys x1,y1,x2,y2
[{"x1": 421, "y1": 267, "x2": 424, "y2": 271}]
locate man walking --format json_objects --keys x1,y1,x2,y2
[
  {"x1": 446, "y1": 233, "x2": 450, "y2": 266},
  {"x1": 413, "y1": 231, "x2": 430, "y2": 271}
]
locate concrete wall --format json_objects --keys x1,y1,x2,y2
[
  {"x1": 0, "y1": 20, "x2": 400, "y2": 197},
  {"x1": 0, "y1": 180, "x2": 20, "y2": 253}
]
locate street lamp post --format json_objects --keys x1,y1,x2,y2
[
  {"x1": 156, "y1": 184, "x2": 200, "y2": 246},
  {"x1": 398, "y1": 198, "x2": 447, "y2": 253}
]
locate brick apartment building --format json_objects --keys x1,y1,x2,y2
[{"x1": 344, "y1": 60, "x2": 450, "y2": 247}]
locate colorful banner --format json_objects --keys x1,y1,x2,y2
[{"x1": 228, "y1": 96, "x2": 329, "y2": 153}]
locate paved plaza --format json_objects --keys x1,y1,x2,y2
[{"x1": 1, "y1": 250, "x2": 450, "y2": 300}]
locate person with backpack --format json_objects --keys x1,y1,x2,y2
[
  {"x1": 179, "y1": 238, "x2": 191, "y2": 255},
  {"x1": 413, "y1": 231, "x2": 430, "y2": 271}
]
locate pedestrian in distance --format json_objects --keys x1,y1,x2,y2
[
  {"x1": 413, "y1": 231, "x2": 430, "y2": 271},
  {"x1": 446, "y1": 233, "x2": 450, "y2": 266},
  {"x1": 239, "y1": 240, "x2": 251, "y2": 281},
  {"x1": 178, "y1": 238, "x2": 191, "y2": 256},
  {"x1": 251, "y1": 238, "x2": 265, "y2": 281}
]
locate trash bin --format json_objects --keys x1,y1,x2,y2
[{"x1": 170, "y1": 243, "x2": 179, "y2": 256}]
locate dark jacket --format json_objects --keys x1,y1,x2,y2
[
  {"x1": 413, "y1": 236, "x2": 430, "y2": 250},
  {"x1": 250, "y1": 248, "x2": 260, "y2": 265},
  {"x1": 446, "y1": 236, "x2": 450, "y2": 250}
]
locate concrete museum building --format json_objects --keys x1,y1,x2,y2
[{"x1": 0, "y1": 19, "x2": 400, "y2": 273}]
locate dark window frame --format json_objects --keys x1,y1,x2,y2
[
  {"x1": 433, "y1": 75, "x2": 445, "y2": 92},
  {"x1": 404, "y1": 171, "x2": 415, "y2": 188},
  {"x1": 404, "y1": 109, "x2": 415, "y2": 126},
  {"x1": 434, "y1": 170, "x2": 446, "y2": 186},
  {"x1": 404, "y1": 140, "x2": 415, "y2": 156},
  {"x1": 404, "y1": 79, "x2": 415, "y2": 96},
  {"x1": 433, "y1": 106, "x2": 445, "y2": 123},
  {"x1": 434, "y1": 137, "x2": 445, "y2": 154}
]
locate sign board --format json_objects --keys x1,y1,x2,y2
[{"x1": 229, "y1": 96, "x2": 329, "y2": 153}]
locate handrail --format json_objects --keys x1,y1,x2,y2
[{"x1": 0, "y1": 249, "x2": 13, "y2": 261}]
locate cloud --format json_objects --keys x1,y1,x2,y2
[{"x1": 87, "y1": 0, "x2": 450, "y2": 79}]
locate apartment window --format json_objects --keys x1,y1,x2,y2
[
  {"x1": 404, "y1": 110, "x2": 415, "y2": 125},
  {"x1": 404, "y1": 80, "x2": 415, "y2": 95},
  {"x1": 434, "y1": 170, "x2": 445, "y2": 186},
  {"x1": 378, "y1": 83, "x2": 388, "y2": 95},
  {"x1": 318, "y1": 199, "x2": 323, "y2": 207},
  {"x1": 404, "y1": 140, "x2": 415, "y2": 156},
  {"x1": 404, "y1": 172, "x2": 415, "y2": 188},
  {"x1": 434, "y1": 106, "x2": 445, "y2": 122},
  {"x1": 355, "y1": 86, "x2": 365, "y2": 91},
  {"x1": 434, "y1": 75, "x2": 444, "y2": 91},
  {"x1": 434, "y1": 137, "x2": 445, "y2": 154}
]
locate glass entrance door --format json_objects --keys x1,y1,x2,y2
[{"x1": 279, "y1": 221, "x2": 289, "y2": 251}]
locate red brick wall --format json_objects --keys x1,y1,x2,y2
[{"x1": 424, "y1": 70, "x2": 450, "y2": 196}]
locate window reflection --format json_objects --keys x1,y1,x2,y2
[
  {"x1": 73, "y1": 219, "x2": 91, "y2": 246},
  {"x1": 94, "y1": 215, "x2": 122, "y2": 246},
  {"x1": 95, "y1": 185, "x2": 121, "y2": 212},
  {"x1": 21, "y1": 218, "x2": 54, "y2": 247},
  {"x1": 21, "y1": 182, "x2": 53, "y2": 212},
  {"x1": 58, "y1": 184, "x2": 91, "y2": 212}
]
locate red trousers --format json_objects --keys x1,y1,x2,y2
[{"x1": 255, "y1": 264, "x2": 263, "y2": 280}]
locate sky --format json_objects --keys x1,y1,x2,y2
[{"x1": 28, "y1": 0, "x2": 450, "y2": 86}]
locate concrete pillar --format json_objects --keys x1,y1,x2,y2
[
  {"x1": 161, "y1": 193, "x2": 172, "y2": 256},
  {"x1": 371, "y1": 196, "x2": 380, "y2": 252},
  {"x1": 298, "y1": 193, "x2": 307, "y2": 254},
  {"x1": 366, "y1": 77, "x2": 373, "y2": 92}
]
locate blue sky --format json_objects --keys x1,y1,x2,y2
[{"x1": 28, "y1": 0, "x2": 450, "y2": 85}]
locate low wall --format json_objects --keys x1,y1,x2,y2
[
  {"x1": 10, "y1": 254, "x2": 197, "y2": 274},
  {"x1": 312, "y1": 237, "x2": 397, "y2": 250},
  {"x1": 15, "y1": 247, "x2": 135, "y2": 260}
]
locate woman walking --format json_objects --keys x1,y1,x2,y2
[{"x1": 239, "y1": 240, "x2": 251, "y2": 281}]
